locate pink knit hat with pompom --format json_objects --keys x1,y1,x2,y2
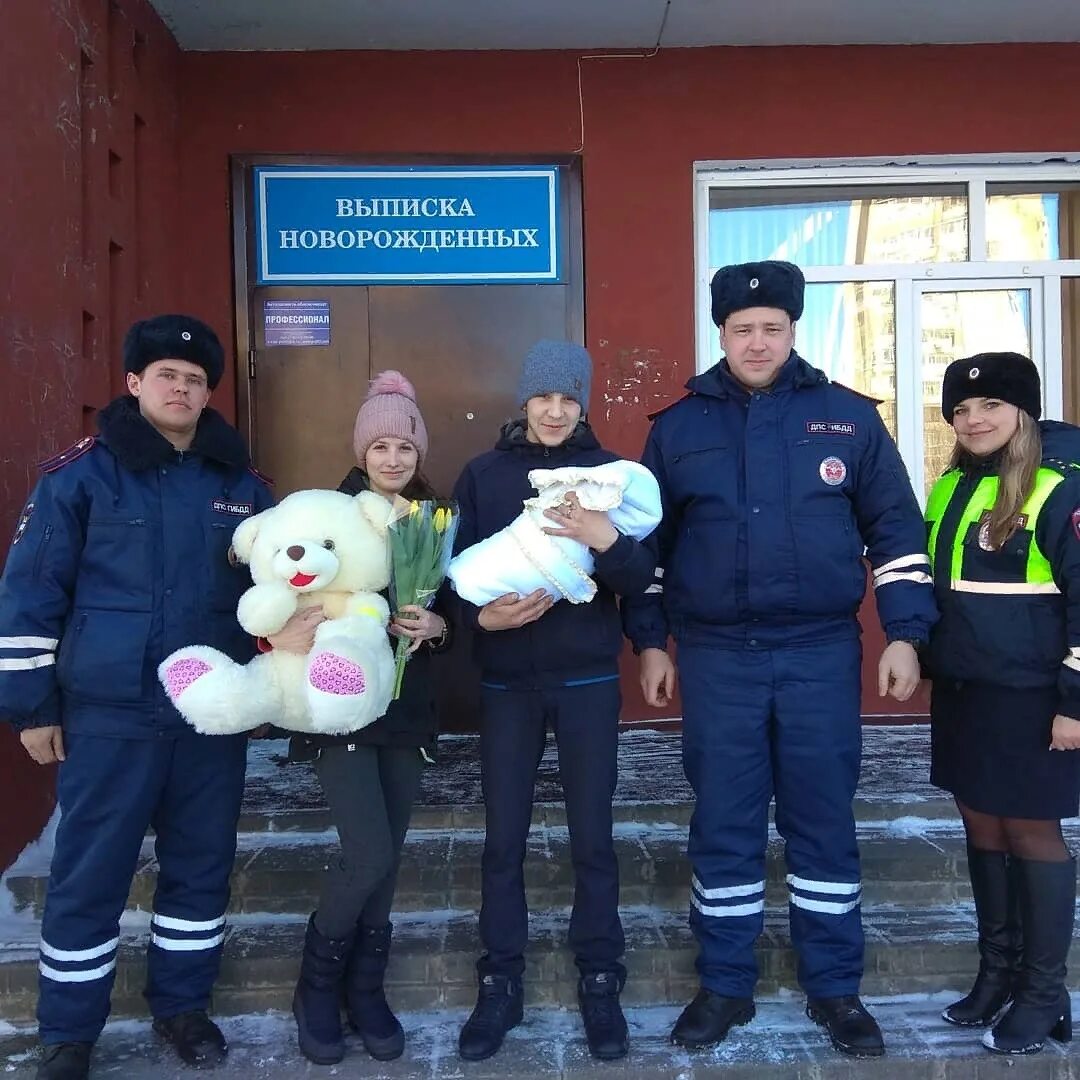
[{"x1": 352, "y1": 371, "x2": 429, "y2": 465}]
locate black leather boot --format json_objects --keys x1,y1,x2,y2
[
  {"x1": 35, "y1": 1043, "x2": 92, "y2": 1080},
  {"x1": 458, "y1": 973, "x2": 524, "y2": 1061},
  {"x1": 806, "y1": 995, "x2": 885, "y2": 1057},
  {"x1": 983, "y1": 855, "x2": 1076, "y2": 1055},
  {"x1": 152, "y1": 1010, "x2": 228, "y2": 1068},
  {"x1": 943, "y1": 846, "x2": 1021, "y2": 1026},
  {"x1": 670, "y1": 989, "x2": 755, "y2": 1048},
  {"x1": 292, "y1": 913, "x2": 354, "y2": 1065},
  {"x1": 578, "y1": 971, "x2": 628, "y2": 1060},
  {"x1": 345, "y1": 923, "x2": 404, "y2": 1061}
]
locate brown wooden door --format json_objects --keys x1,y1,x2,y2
[{"x1": 237, "y1": 159, "x2": 584, "y2": 729}]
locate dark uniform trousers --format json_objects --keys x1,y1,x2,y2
[
  {"x1": 37, "y1": 731, "x2": 247, "y2": 1045},
  {"x1": 477, "y1": 679, "x2": 626, "y2": 981},
  {"x1": 679, "y1": 639, "x2": 864, "y2": 1000}
]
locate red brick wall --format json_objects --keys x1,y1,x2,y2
[{"x1": 0, "y1": 0, "x2": 180, "y2": 872}]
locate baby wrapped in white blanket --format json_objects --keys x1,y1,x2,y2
[{"x1": 448, "y1": 460, "x2": 662, "y2": 605}]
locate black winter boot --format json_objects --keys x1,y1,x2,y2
[
  {"x1": 578, "y1": 971, "x2": 628, "y2": 1060},
  {"x1": 345, "y1": 923, "x2": 404, "y2": 1061},
  {"x1": 983, "y1": 855, "x2": 1076, "y2": 1055},
  {"x1": 458, "y1": 973, "x2": 524, "y2": 1061},
  {"x1": 35, "y1": 1043, "x2": 92, "y2": 1080},
  {"x1": 292, "y1": 913, "x2": 354, "y2": 1065},
  {"x1": 943, "y1": 846, "x2": 1022, "y2": 1026},
  {"x1": 670, "y1": 989, "x2": 755, "y2": 1048},
  {"x1": 152, "y1": 1010, "x2": 228, "y2": 1068},
  {"x1": 806, "y1": 995, "x2": 885, "y2": 1057}
]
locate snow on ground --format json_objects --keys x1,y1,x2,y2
[{"x1": 5, "y1": 995, "x2": 1080, "y2": 1078}]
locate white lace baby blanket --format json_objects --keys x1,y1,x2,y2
[{"x1": 448, "y1": 460, "x2": 661, "y2": 605}]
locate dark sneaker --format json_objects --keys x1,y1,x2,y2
[
  {"x1": 806, "y1": 995, "x2": 885, "y2": 1058},
  {"x1": 458, "y1": 974, "x2": 524, "y2": 1061},
  {"x1": 670, "y1": 989, "x2": 755, "y2": 1048},
  {"x1": 578, "y1": 972, "x2": 628, "y2": 1060},
  {"x1": 36, "y1": 1043, "x2": 92, "y2": 1080},
  {"x1": 152, "y1": 1009, "x2": 228, "y2": 1068}
]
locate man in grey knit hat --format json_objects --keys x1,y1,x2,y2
[{"x1": 450, "y1": 340, "x2": 654, "y2": 1064}]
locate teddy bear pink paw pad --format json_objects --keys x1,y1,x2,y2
[
  {"x1": 164, "y1": 657, "x2": 213, "y2": 698},
  {"x1": 308, "y1": 653, "x2": 367, "y2": 696}
]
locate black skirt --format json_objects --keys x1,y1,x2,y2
[{"x1": 931, "y1": 679, "x2": 1080, "y2": 820}]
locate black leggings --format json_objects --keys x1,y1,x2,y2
[{"x1": 312, "y1": 743, "x2": 425, "y2": 939}]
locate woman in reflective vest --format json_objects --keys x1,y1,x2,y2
[{"x1": 924, "y1": 351, "x2": 1080, "y2": 1056}]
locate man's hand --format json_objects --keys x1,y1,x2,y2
[
  {"x1": 640, "y1": 648, "x2": 676, "y2": 709},
  {"x1": 20, "y1": 725, "x2": 65, "y2": 765},
  {"x1": 267, "y1": 606, "x2": 325, "y2": 653},
  {"x1": 1051, "y1": 714, "x2": 1080, "y2": 750},
  {"x1": 477, "y1": 590, "x2": 553, "y2": 631},
  {"x1": 542, "y1": 491, "x2": 619, "y2": 553},
  {"x1": 878, "y1": 641, "x2": 921, "y2": 702}
]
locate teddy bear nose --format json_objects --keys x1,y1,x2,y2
[{"x1": 286, "y1": 545, "x2": 305, "y2": 561}]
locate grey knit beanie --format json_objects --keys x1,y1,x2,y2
[{"x1": 517, "y1": 340, "x2": 592, "y2": 414}]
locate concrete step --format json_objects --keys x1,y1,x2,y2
[
  {"x1": 2, "y1": 821, "x2": 988, "y2": 920},
  {"x1": 4, "y1": 997, "x2": 1080, "y2": 1078},
  {"x1": 7, "y1": 902, "x2": 1075, "y2": 1024},
  {"x1": 237, "y1": 725, "x2": 951, "y2": 832}
]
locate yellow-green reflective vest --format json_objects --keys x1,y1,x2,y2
[{"x1": 925, "y1": 467, "x2": 1063, "y2": 594}]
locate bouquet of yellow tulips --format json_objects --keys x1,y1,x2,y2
[{"x1": 387, "y1": 499, "x2": 460, "y2": 699}]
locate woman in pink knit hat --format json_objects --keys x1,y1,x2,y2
[{"x1": 281, "y1": 372, "x2": 450, "y2": 1066}]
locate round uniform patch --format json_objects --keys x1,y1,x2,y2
[{"x1": 820, "y1": 456, "x2": 847, "y2": 486}]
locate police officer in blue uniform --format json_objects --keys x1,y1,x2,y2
[
  {"x1": 0, "y1": 316, "x2": 273, "y2": 1080},
  {"x1": 622, "y1": 261, "x2": 938, "y2": 1057}
]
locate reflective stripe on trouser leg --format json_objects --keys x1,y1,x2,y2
[
  {"x1": 679, "y1": 644, "x2": 774, "y2": 997},
  {"x1": 772, "y1": 639, "x2": 865, "y2": 997},
  {"x1": 37, "y1": 734, "x2": 169, "y2": 1045},
  {"x1": 145, "y1": 734, "x2": 246, "y2": 1019}
]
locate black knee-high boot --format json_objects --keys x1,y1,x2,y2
[
  {"x1": 292, "y1": 913, "x2": 354, "y2": 1065},
  {"x1": 943, "y1": 847, "x2": 1021, "y2": 1026},
  {"x1": 983, "y1": 855, "x2": 1075, "y2": 1055},
  {"x1": 345, "y1": 923, "x2": 405, "y2": 1060}
]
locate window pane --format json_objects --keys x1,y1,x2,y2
[
  {"x1": 1063, "y1": 278, "x2": 1080, "y2": 422},
  {"x1": 986, "y1": 183, "x2": 1080, "y2": 261},
  {"x1": 802, "y1": 282, "x2": 897, "y2": 437},
  {"x1": 920, "y1": 289, "x2": 1035, "y2": 495},
  {"x1": 708, "y1": 184, "x2": 967, "y2": 267}
]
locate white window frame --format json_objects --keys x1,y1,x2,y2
[{"x1": 693, "y1": 154, "x2": 1080, "y2": 496}]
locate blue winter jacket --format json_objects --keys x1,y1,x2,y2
[
  {"x1": 0, "y1": 396, "x2": 273, "y2": 737},
  {"x1": 622, "y1": 352, "x2": 938, "y2": 651},
  {"x1": 451, "y1": 419, "x2": 656, "y2": 689}
]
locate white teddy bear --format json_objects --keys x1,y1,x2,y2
[{"x1": 159, "y1": 488, "x2": 396, "y2": 736}]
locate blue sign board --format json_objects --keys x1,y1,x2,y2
[
  {"x1": 254, "y1": 165, "x2": 561, "y2": 285},
  {"x1": 263, "y1": 299, "x2": 331, "y2": 347}
]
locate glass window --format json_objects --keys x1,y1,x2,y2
[
  {"x1": 1063, "y1": 278, "x2": 1080, "y2": 421},
  {"x1": 801, "y1": 282, "x2": 897, "y2": 437},
  {"x1": 708, "y1": 184, "x2": 968, "y2": 268},
  {"x1": 920, "y1": 288, "x2": 1035, "y2": 494},
  {"x1": 986, "y1": 183, "x2": 1080, "y2": 261}
]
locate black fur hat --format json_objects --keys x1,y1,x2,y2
[
  {"x1": 941, "y1": 352, "x2": 1041, "y2": 422},
  {"x1": 710, "y1": 260, "x2": 805, "y2": 328},
  {"x1": 123, "y1": 314, "x2": 225, "y2": 389}
]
